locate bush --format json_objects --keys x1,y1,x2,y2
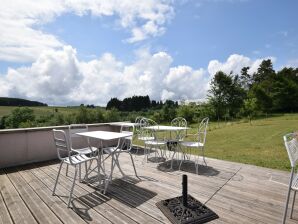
[{"x1": 4, "y1": 107, "x2": 35, "y2": 128}]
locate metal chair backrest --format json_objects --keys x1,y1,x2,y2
[
  {"x1": 284, "y1": 133, "x2": 298, "y2": 168},
  {"x1": 171, "y1": 117, "x2": 187, "y2": 141},
  {"x1": 119, "y1": 124, "x2": 135, "y2": 151},
  {"x1": 68, "y1": 124, "x2": 89, "y2": 150},
  {"x1": 135, "y1": 116, "x2": 144, "y2": 136},
  {"x1": 198, "y1": 117, "x2": 209, "y2": 145},
  {"x1": 53, "y1": 129, "x2": 72, "y2": 163},
  {"x1": 140, "y1": 118, "x2": 157, "y2": 140}
]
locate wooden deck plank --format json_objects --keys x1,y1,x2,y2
[
  {"x1": 29, "y1": 165, "x2": 112, "y2": 224},
  {"x1": 5, "y1": 168, "x2": 63, "y2": 224},
  {"x1": 0, "y1": 169, "x2": 37, "y2": 224},
  {"x1": 47, "y1": 162, "x2": 169, "y2": 224},
  {"x1": 39, "y1": 164, "x2": 139, "y2": 224},
  {"x1": 0, "y1": 182, "x2": 13, "y2": 224},
  {"x1": 17, "y1": 165, "x2": 87, "y2": 224},
  {"x1": 0, "y1": 151, "x2": 297, "y2": 224}
]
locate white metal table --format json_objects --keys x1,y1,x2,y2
[{"x1": 76, "y1": 130, "x2": 133, "y2": 192}]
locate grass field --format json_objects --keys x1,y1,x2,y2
[
  {"x1": 197, "y1": 114, "x2": 298, "y2": 171},
  {"x1": 0, "y1": 106, "x2": 81, "y2": 118}
]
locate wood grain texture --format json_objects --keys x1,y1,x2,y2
[{"x1": 0, "y1": 151, "x2": 297, "y2": 224}]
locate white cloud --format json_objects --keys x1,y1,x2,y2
[
  {"x1": 208, "y1": 54, "x2": 276, "y2": 75},
  {"x1": 163, "y1": 66, "x2": 209, "y2": 101},
  {"x1": 0, "y1": 47, "x2": 277, "y2": 105},
  {"x1": 0, "y1": 0, "x2": 174, "y2": 62}
]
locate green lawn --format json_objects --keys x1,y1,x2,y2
[
  {"x1": 199, "y1": 114, "x2": 298, "y2": 171},
  {"x1": 0, "y1": 106, "x2": 87, "y2": 118}
]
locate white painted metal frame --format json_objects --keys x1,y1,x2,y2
[
  {"x1": 140, "y1": 118, "x2": 167, "y2": 162},
  {"x1": 52, "y1": 129, "x2": 100, "y2": 208},
  {"x1": 282, "y1": 132, "x2": 298, "y2": 223},
  {"x1": 103, "y1": 125, "x2": 138, "y2": 180},
  {"x1": 68, "y1": 124, "x2": 98, "y2": 180},
  {"x1": 180, "y1": 117, "x2": 209, "y2": 174},
  {"x1": 76, "y1": 130, "x2": 134, "y2": 192}
]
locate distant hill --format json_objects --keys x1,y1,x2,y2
[{"x1": 0, "y1": 97, "x2": 48, "y2": 106}]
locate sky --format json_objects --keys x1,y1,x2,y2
[{"x1": 0, "y1": 0, "x2": 297, "y2": 106}]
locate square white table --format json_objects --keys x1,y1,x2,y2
[{"x1": 76, "y1": 130, "x2": 133, "y2": 192}]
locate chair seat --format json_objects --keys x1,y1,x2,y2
[
  {"x1": 103, "y1": 147, "x2": 125, "y2": 154},
  {"x1": 181, "y1": 141, "x2": 204, "y2": 147},
  {"x1": 64, "y1": 154, "x2": 94, "y2": 165},
  {"x1": 291, "y1": 174, "x2": 298, "y2": 191},
  {"x1": 72, "y1": 146, "x2": 98, "y2": 155},
  {"x1": 145, "y1": 140, "x2": 167, "y2": 145},
  {"x1": 138, "y1": 136, "x2": 155, "y2": 141}
]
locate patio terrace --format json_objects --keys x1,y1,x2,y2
[{"x1": 1, "y1": 150, "x2": 297, "y2": 224}]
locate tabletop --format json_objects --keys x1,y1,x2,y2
[
  {"x1": 76, "y1": 130, "x2": 132, "y2": 140},
  {"x1": 144, "y1": 125, "x2": 189, "y2": 131},
  {"x1": 109, "y1": 122, "x2": 138, "y2": 127}
]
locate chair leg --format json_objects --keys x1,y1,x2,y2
[
  {"x1": 84, "y1": 161, "x2": 88, "y2": 180},
  {"x1": 53, "y1": 162, "x2": 63, "y2": 196},
  {"x1": 171, "y1": 150, "x2": 176, "y2": 170},
  {"x1": 291, "y1": 191, "x2": 297, "y2": 218},
  {"x1": 195, "y1": 153, "x2": 199, "y2": 175},
  {"x1": 67, "y1": 165, "x2": 78, "y2": 208},
  {"x1": 79, "y1": 164, "x2": 82, "y2": 182},
  {"x1": 66, "y1": 164, "x2": 69, "y2": 177},
  {"x1": 115, "y1": 154, "x2": 125, "y2": 176},
  {"x1": 202, "y1": 147, "x2": 207, "y2": 166},
  {"x1": 283, "y1": 168, "x2": 295, "y2": 223},
  {"x1": 110, "y1": 156, "x2": 117, "y2": 181},
  {"x1": 96, "y1": 157, "x2": 103, "y2": 190},
  {"x1": 129, "y1": 152, "x2": 139, "y2": 178}
]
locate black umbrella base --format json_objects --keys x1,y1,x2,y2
[{"x1": 156, "y1": 194, "x2": 219, "y2": 224}]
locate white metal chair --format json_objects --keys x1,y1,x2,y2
[
  {"x1": 103, "y1": 125, "x2": 138, "y2": 180},
  {"x1": 180, "y1": 117, "x2": 209, "y2": 174},
  {"x1": 134, "y1": 116, "x2": 145, "y2": 155},
  {"x1": 52, "y1": 129, "x2": 101, "y2": 207},
  {"x1": 140, "y1": 118, "x2": 167, "y2": 162},
  {"x1": 169, "y1": 117, "x2": 188, "y2": 168},
  {"x1": 171, "y1": 117, "x2": 188, "y2": 141},
  {"x1": 68, "y1": 124, "x2": 98, "y2": 180},
  {"x1": 282, "y1": 133, "x2": 298, "y2": 223}
]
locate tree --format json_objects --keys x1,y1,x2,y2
[
  {"x1": 5, "y1": 107, "x2": 35, "y2": 128},
  {"x1": 106, "y1": 98, "x2": 122, "y2": 110},
  {"x1": 253, "y1": 59, "x2": 275, "y2": 84},
  {"x1": 161, "y1": 101, "x2": 177, "y2": 121},
  {"x1": 239, "y1": 66, "x2": 252, "y2": 90},
  {"x1": 208, "y1": 71, "x2": 233, "y2": 120},
  {"x1": 241, "y1": 98, "x2": 258, "y2": 124},
  {"x1": 177, "y1": 105, "x2": 195, "y2": 123}
]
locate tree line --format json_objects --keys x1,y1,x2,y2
[
  {"x1": 208, "y1": 59, "x2": 298, "y2": 122},
  {"x1": 0, "y1": 97, "x2": 47, "y2": 106},
  {"x1": 106, "y1": 95, "x2": 178, "y2": 111}
]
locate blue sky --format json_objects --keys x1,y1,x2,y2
[{"x1": 0, "y1": 0, "x2": 297, "y2": 105}]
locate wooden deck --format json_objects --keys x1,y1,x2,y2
[{"x1": 0, "y1": 150, "x2": 297, "y2": 224}]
